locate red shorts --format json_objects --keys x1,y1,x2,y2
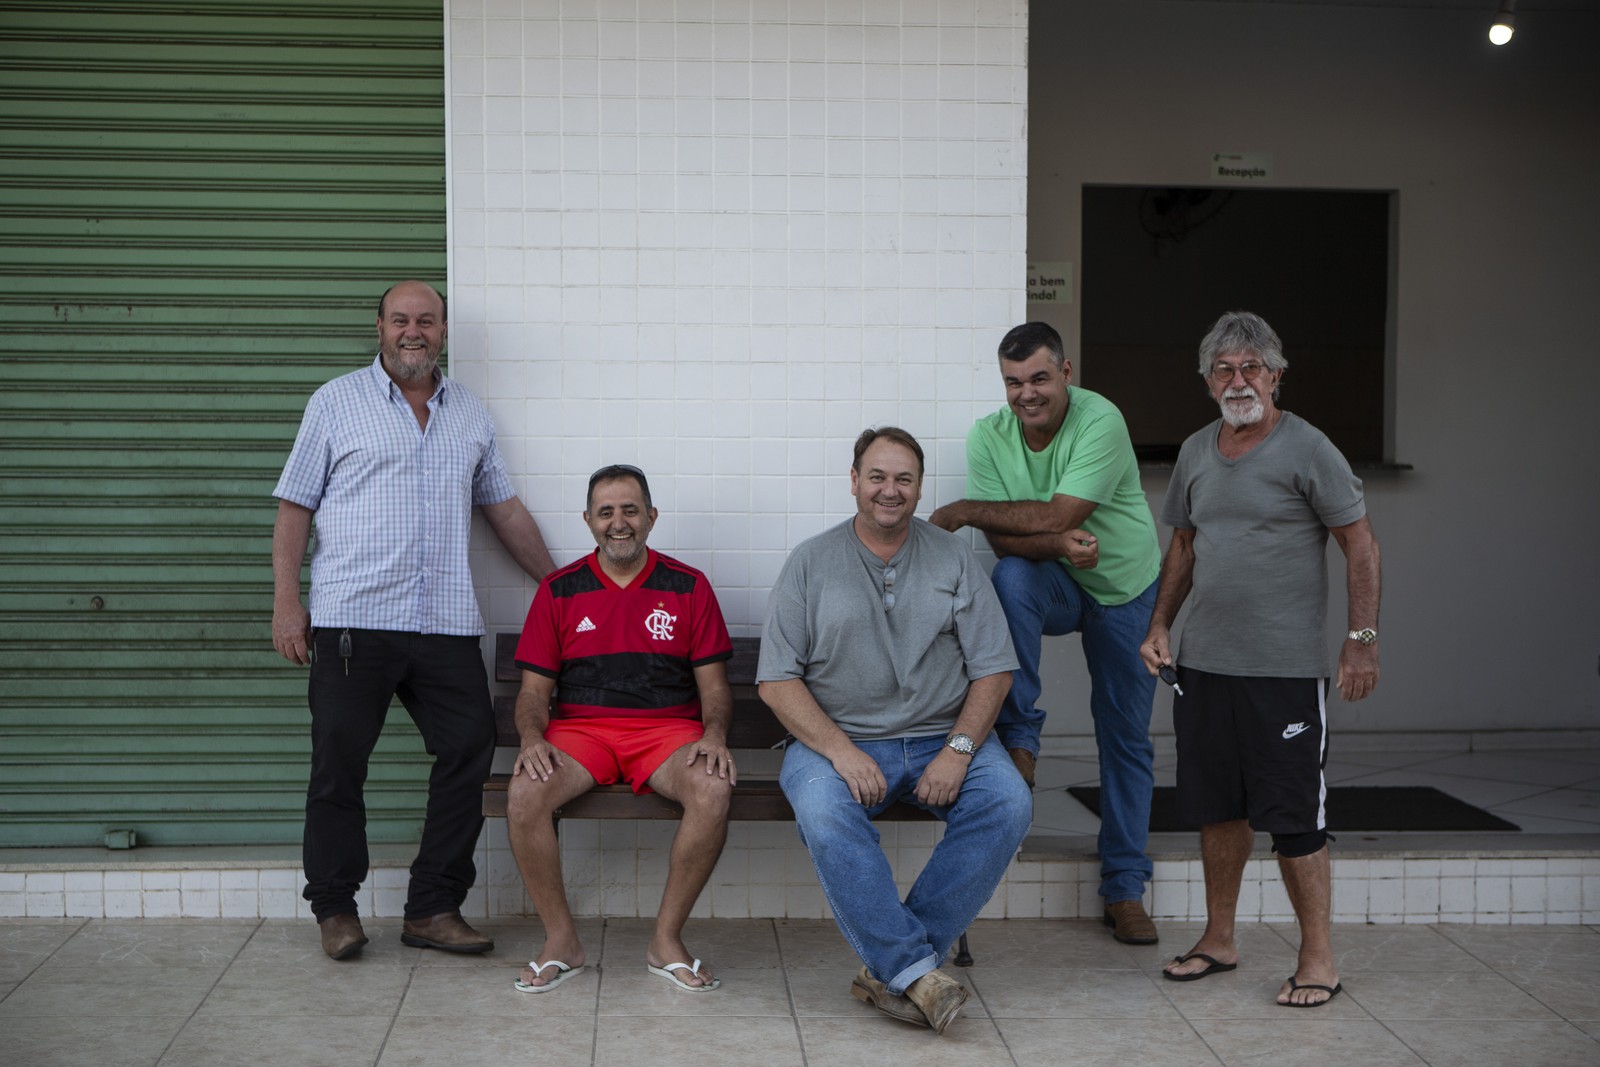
[{"x1": 544, "y1": 716, "x2": 704, "y2": 795}]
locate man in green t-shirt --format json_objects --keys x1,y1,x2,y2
[{"x1": 929, "y1": 321, "x2": 1162, "y2": 945}]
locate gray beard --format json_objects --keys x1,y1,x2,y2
[
  {"x1": 387, "y1": 350, "x2": 437, "y2": 383},
  {"x1": 598, "y1": 532, "x2": 649, "y2": 567},
  {"x1": 1218, "y1": 391, "x2": 1264, "y2": 428}
]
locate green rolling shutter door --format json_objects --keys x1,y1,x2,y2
[{"x1": 0, "y1": 0, "x2": 448, "y2": 846}]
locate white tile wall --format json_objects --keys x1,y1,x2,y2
[{"x1": 449, "y1": 0, "x2": 1029, "y2": 639}]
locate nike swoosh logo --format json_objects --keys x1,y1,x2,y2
[{"x1": 1282, "y1": 723, "x2": 1309, "y2": 740}]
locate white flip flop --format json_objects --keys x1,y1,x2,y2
[
  {"x1": 646, "y1": 958, "x2": 721, "y2": 991},
  {"x1": 514, "y1": 959, "x2": 585, "y2": 993}
]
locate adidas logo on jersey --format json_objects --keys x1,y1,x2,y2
[{"x1": 575, "y1": 616, "x2": 596, "y2": 633}]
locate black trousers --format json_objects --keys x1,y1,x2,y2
[{"x1": 302, "y1": 629, "x2": 494, "y2": 922}]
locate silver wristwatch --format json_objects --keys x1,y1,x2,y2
[
  {"x1": 1347, "y1": 628, "x2": 1378, "y2": 646},
  {"x1": 945, "y1": 733, "x2": 976, "y2": 756}
]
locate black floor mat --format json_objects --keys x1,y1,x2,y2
[{"x1": 1066, "y1": 786, "x2": 1521, "y2": 832}]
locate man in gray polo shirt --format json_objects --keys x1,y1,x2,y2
[
  {"x1": 1140, "y1": 311, "x2": 1381, "y2": 1008},
  {"x1": 757, "y1": 426, "x2": 1032, "y2": 1035}
]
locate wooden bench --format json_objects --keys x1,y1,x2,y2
[{"x1": 481, "y1": 632, "x2": 975, "y2": 965}]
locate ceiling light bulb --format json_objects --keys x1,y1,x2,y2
[{"x1": 1490, "y1": 1, "x2": 1516, "y2": 46}]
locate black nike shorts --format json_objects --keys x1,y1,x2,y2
[{"x1": 1171, "y1": 666, "x2": 1328, "y2": 834}]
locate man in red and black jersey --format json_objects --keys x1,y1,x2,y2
[{"x1": 506, "y1": 465, "x2": 735, "y2": 994}]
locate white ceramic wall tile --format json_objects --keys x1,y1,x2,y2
[
  {"x1": 1366, "y1": 876, "x2": 1404, "y2": 919},
  {"x1": 1150, "y1": 876, "x2": 1188, "y2": 920},
  {"x1": 181, "y1": 871, "x2": 222, "y2": 918},
  {"x1": 1439, "y1": 876, "x2": 1476, "y2": 915},
  {"x1": 57, "y1": 872, "x2": 101, "y2": 918},
  {"x1": 1367, "y1": 859, "x2": 1405, "y2": 880},
  {"x1": 1005, "y1": 879, "x2": 1043, "y2": 919},
  {"x1": 1331, "y1": 877, "x2": 1368, "y2": 922},
  {"x1": 258, "y1": 870, "x2": 300, "y2": 919},
  {"x1": 1511, "y1": 876, "x2": 1547, "y2": 914},
  {"x1": 26, "y1": 871, "x2": 64, "y2": 894},
  {"x1": 1582, "y1": 874, "x2": 1600, "y2": 912},
  {"x1": 143, "y1": 889, "x2": 181, "y2": 918},
  {"x1": 25, "y1": 872, "x2": 64, "y2": 917},
  {"x1": 373, "y1": 887, "x2": 408, "y2": 917},
  {"x1": 1476, "y1": 875, "x2": 1512, "y2": 913},
  {"x1": 1403, "y1": 877, "x2": 1440, "y2": 920},
  {"x1": 1403, "y1": 859, "x2": 1442, "y2": 879},
  {"x1": 103, "y1": 870, "x2": 142, "y2": 919}
]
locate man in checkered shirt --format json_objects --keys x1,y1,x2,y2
[{"x1": 272, "y1": 280, "x2": 556, "y2": 961}]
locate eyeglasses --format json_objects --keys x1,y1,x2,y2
[
  {"x1": 1210, "y1": 361, "x2": 1268, "y2": 383},
  {"x1": 882, "y1": 566, "x2": 896, "y2": 612}
]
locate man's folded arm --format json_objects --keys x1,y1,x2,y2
[{"x1": 931, "y1": 493, "x2": 1097, "y2": 539}]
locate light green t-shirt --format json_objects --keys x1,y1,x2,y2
[{"x1": 966, "y1": 387, "x2": 1160, "y2": 606}]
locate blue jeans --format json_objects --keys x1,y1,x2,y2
[
  {"x1": 780, "y1": 734, "x2": 1032, "y2": 995},
  {"x1": 990, "y1": 558, "x2": 1158, "y2": 903}
]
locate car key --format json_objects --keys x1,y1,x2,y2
[{"x1": 1157, "y1": 662, "x2": 1183, "y2": 696}]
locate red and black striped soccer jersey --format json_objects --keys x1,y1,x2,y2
[{"x1": 514, "y1": 548, "x2": 733, "y2": 720}]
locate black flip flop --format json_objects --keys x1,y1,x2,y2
[
  {"x1": 1280, "y1": 975, "x2": 1343, "y2": 1007},
  {"x1": 1162, "y1": 951, "x2": 1238, "y2": 982}
]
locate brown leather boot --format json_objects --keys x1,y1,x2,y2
[
  {"x1": 850, "y1": 967, "x2": 930, "y2": 1027},
  {"x1": 318, "y1": 914, "x2": 368, "y2": 960},
  {"x1": 400, "y1": 911, "x2": 494, "y2": 953},
  {"x1": 1103, "y1": 899, "x2": 1159, "y2": 944},
  {"x1": 904, "y1": 969, "x2": 970, "y2": 1035},
  {"x1": 1008, "y1": 748, "x2": 1036, "y2": 788}
]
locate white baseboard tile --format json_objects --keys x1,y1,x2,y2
[{"x1": 3, "y1": 832, "x2": 1596, "y2": 924}]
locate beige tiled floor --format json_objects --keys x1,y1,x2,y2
[{"x1": 3, "y1": 916, "x2": 1598, "y2": 1066}]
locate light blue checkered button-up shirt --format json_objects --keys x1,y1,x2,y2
[{"x1": 273, "y1": 354, "x2": 516, "y2": 636}]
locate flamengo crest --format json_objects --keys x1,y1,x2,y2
[{"x1": 645, "y1": 604, "x2": 676, "y2": 641}]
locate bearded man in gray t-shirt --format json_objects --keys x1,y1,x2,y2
[{"x1": 1140, "y1": 311, "x2": 1381, "y2": 1009}]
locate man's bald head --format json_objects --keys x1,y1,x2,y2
[{"x1": 377, "y1": 281, "x2": 447, "y2": 322}]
